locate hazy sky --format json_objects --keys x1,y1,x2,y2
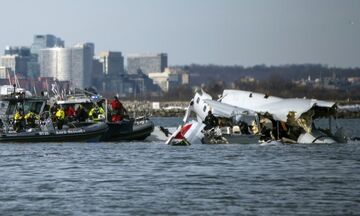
[{"x1": 0, "y1": 0, "x2": 359, "y2": 67}]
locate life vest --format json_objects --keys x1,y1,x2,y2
[
  {"x1": 14, "y1": 112, "x2": 23, "y2": 121},
  {"x1": 25, "y1": 112, "x2": 37, "y2": 120},
  {"x1": 89, "y1": 107, "x2": 105, "y2": 120},
  {"x1": 111, "y1": 99, "x2": 122, "y2": 110},
  {"x1": 111, "y1": 114, "x2": 123, "y2": 122},
  {"x1": 66, "y1": 107, "x2": 76, "y2": 117},
  {"x1": 55, "y1": 109, "x2": 65, "y2": 120}
]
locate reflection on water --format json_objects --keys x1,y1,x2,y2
[{"x1": 0, "y1": 117, "x2": 359, "y2": 215}]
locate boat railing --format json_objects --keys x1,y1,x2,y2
[
  {"x1": 67, "y1": 121, "x2": 79, "y2": 129},
  {"x1": 38, "y1": 110, "x2": 85, "y2": 130}
]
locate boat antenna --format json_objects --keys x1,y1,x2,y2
[
  {"x1": 61, "y1": 89, "x2": 65, "y2": 99},
  {"x1": 31, "y1": 79, "x2": 37, "y2": 96},
  {"x1": 33, "y1": 85, "x2": 37, "y2": 96},
  {"x1": 45, "y1": 79, "x2": 49, "y2": 94},
  {"x1": 7, "y1": 69, "x2": 12, "y2": 85},
  {"x1": 14, "y1": 71, "x2": 20, "y2": 88}
]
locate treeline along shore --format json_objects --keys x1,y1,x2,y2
[
  {"x1": 122, "y1": 100, "x2": 360, "y2": 118},
  {"x1": 155, "y1": 64, "x2": 360, "y2": 102}
]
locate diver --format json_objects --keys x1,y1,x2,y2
[
  {"x1": 239, "y1": 121, "x2": 251, "y2": 134},
  {"x1": 203, "y1": 110, "x2": 218, "y2": 130}
]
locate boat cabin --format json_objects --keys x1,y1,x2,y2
[{"x1": 1, "y1": 94, "x2": 47, "y2": 119}]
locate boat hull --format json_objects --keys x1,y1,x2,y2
[
  {"x1": 99, "y1": 118, "x2": 154, "y2": 142},
  {"x1": 0, "y1": 122, "x2": 108, "y2": 143}
]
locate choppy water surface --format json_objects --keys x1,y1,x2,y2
[{"x1": 0, "y1": 118, "x2": 360, "y2": 215}]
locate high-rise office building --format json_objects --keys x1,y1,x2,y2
[
  {"x1": 93, "y1": 51, "x2": 124, "y2": 93},
  {"x1": 1, "y1": 46, "x2": 31, "y2": 77},
  {"x1": 127, "y1": 53, "x2": 167, "y2": 75},
  {"x1": 92, "y1": 58, "x2": 104, "y2": 91},
  {"x1": 38, "y1": 48, "x2": 58, "y2": 78},
  {"x1": 31, "y1": 34, "x2": 64, "y2": 55},
  {"x1": 0, "y1": 55, "x2": 29, "y2": 77},
  {"x1": 4, "y1": 46, "x2": 31, "y2": 56},
  {"x1": 72, "y1": 43, "x2": 94, "y2": 89},
  {"x1": 98, "y1": 51, "x2": 124, "y2": 76},
  {"x1": 0, "y1": 66, "x2": 11, "y2": 79},
  {"x1": 29, "y1": 34, "x2": 64, "y2": 78},
  {"x1": 39, "y1": 43, "x2": 94, "y2": 89}
]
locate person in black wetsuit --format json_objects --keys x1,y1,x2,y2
[
  {"x1": 203, "y1": 110, "x2": 218, "y2": 130},
  {"x1": 75, "y1": 105, "x2": 88, "y2": 122}
]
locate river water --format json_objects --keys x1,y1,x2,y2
[{"x1": 0, "y1": 117, "x2": 360, "y2": 215}]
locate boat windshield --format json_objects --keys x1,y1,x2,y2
[
  {"x1": 6, "y1": 100, "x2": 45, "y2": 115},
  {"x1": 0, "y1": 101, "x2": 9, "y2": 115}
]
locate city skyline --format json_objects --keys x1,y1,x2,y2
[{"x1": 0, "y1": 0, "x2": 359, "y2": 68}]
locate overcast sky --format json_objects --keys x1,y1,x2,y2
[{"x1": 0, "y1": 0, "x2": 359, "y2": 67}]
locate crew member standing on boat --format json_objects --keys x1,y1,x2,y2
[
  {"x1": 55, "y1": 106, "x2": 65, "y2": 130},
  {"x1": 110, "y1": 96, "x2": 127, "y2": 122},
  {"x1": 13, "y1": 108, "x2": 25, "y2": 132},
  {"x1": 50, "y1": 103, "x2": 58, "y2": 115},
  {"x1": 50, "y1": 103, "x2": 59, "y2": 122}
]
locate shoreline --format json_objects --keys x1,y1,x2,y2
[
  {"x1": 124, "y1": 101, "x2": 188, "y2": 117},
  {"x1": 122, "y1": 100, "x2": 360, "y2": 118}
]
